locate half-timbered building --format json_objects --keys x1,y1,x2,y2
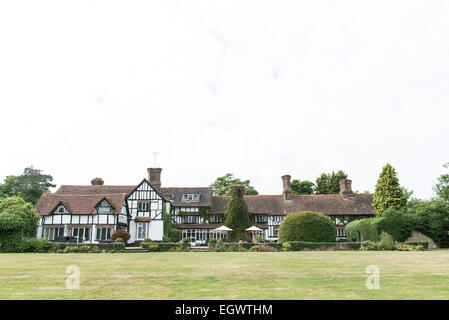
[{"x1": 34, "y1": 168, "x2": 375, "y2": 244}]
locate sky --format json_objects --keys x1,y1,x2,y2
[{"x1": 0, "y1": 0, "x2": 448, "y2": 199}]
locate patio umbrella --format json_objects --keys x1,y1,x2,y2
[
  {"x1": 214, "y1": 225, "x2": 233, "y2": 232},
  {"x1": 213, "y1": 225, "x2": 233, "y2": 240},
  {"x1": 245, "y1": 226, "x2": 262, "y2": 232}
]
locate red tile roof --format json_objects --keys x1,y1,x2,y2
[
  {"x1": 35, "y1": 193, "x2": 127, "y2": 215},
  {"x1": 210, "y1": 194, "x2": 375, "y2": 216}
]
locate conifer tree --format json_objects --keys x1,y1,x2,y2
[
  {"x1": 373, "y1": 163, "x2": 407, "y2": 215},
  {"x1": 223, "y1": 185, "x2": 251, "y2": 241}
]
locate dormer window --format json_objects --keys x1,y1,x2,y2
[
  {"x1": 56, "y1": 205, "x2": 69, "y2": 214},
  {"x1": 98, "y1": 200, "x2": 111, "y2": 214},
  {"x1": 182, "y1": 194, "x2": 200, "y2": 203}
]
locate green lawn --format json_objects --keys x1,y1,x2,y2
[{"x1": 0, "y1": 251, "x2": 448, "y2": 299}]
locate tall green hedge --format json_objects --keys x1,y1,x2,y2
[
  {"x1": 345, "y1": 220, "x2": 362, "y2": 241},
  {"x1": 278, "y1": 211, "x2": 336, "y2": 242},
  {"x1": 344, "y1": 201, "x2": 449, "y2": 247}
]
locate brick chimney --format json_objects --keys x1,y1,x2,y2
[
  {"x1": 282, "y1": 175, "x2": 292, "y2": 200},
  {"x1": 339, "y1": 179, "x2": 353, "y2": 198},
  {"x1": 148, "y1": 168, "x2": 162, "y2": 189},
  {"x1": 91, "y1": 177, "x2": 104, "y2": 186}
]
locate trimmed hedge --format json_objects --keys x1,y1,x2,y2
[
  {"x1": 207, "y1": 241, "x2": 362, "y2": 252},
  {"x1": 377, "y1": 209, "x2": 413, "y2": 242},
  {"x1": 278, "y1": 211, "x2": 336, "y2": 242},
  {"x1": 0, "y1": 240, "x2": 126, "y2": 253},
  {"x1": 140, "y1": 242, "x2": 190, "y2": 252},
  {"x1": 344, "y1": 200, "x2": 449, "y2": 248}
]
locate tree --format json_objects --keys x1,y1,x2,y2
[
  {"x1": 210, "y1": 173, "x2": 258, "y2": 196},
  {"x1": 0, "y1": 167, "x2": 55, "y2": 204},
  {"x1": 372, "y1": 163, "x2": 407, "y2": 215},
  {"x1": 277, "y1": 211, "x2": 336, "y2": 242},
  {"x1": 314, "y1": 170, "x2": 348, "y2": 194},
  {"x1": 0, "y1": 196, "x2": 40, "y2": 250},
  {"x1": 290, "y1": 179, "x2": 314, "y2": 195},
  {"x1": 223, "y1": 185, "x2": 251, "y2": 241},
  {"x1": 434, "y1": 162, "x2": 449, "y2": 202}
]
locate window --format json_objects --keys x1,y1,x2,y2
[
  {"x1": 136, "y1": 222, "x2": 147, "y2": 239},
  {"x1": 210, "y1": 214, "x2": 223, "y2": 223},
  {"x1": 137, "y1": 202, "x2": 150, "y2": 212},
  {"x1": 183, "y1": 215, "x2": 199, "y2": 224},
  {"x1": 254, "y1": 214, "x2": 268, "y2": 223},
  {"x1": 96, "y1": 228, "x2": 112, "y2": 241},
  {"x1": 70, "y1": 227, "x2": 90, "y2": 243},
  {"x1": 336, "y1": 228, "x2": 346, "y2": 237},
  {"x1": 98, "y1": 200, "x2": 111, "y2": 214},
  {"x1": 182, "y1": 194, "x2": 200, "y2": 203},
  {"x1": 56, "y1": 205, "x2": 69, "y2": 214},
  {"x1": 44, "y1": 227, "x2": 65, "y2": 240}
]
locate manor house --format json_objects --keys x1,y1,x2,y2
[{"x1": 34, "y1": 168, "x2": 375, "y2": 244}]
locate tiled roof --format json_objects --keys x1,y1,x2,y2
[
  {"x1": 161, "y1": 187, "x2": 212, "y2": 207},
  {"x1": 55, "y1": 185, "x2": 136, "y2": 196},
  {"x1": 210, "y1": 194, "x2": 375, "y2": 216},
  {"x1": 34, "y1": 193, "x2": 127, "y2": 215}
]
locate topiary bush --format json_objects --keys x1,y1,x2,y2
[
  {"x1": 277, "y1": 211, "x2": 336, "y2": 242},
  {"x1": 111, "y1": 228, "x2": 130, "y2": 243}
]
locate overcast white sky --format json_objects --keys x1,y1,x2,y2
[{"x1": 1, "y1": 0, "x2": 448, "y2": 199}]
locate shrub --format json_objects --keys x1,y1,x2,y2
[
  {"x1": 412, "y1": 200, "x2": 449, "y2": 248},
  {"x1": 209, "y1": 238, "x2": 217, "y2": 245},
  {"x1": 278, "y1": 211, "x2": 336, "y2": 242},
  {"x1": 249, "y1": 246, "x2": 259, "y2": 252},
  {"x1": 345, "y1": 219, "x2": 362, "y2": 241},
  {"x1": 167, "y1": 228, "x2": 182, "y2": 242},
  {"x1": 148, "y1": 243, "x2": 159, "y2": 252},
  {"x1": 287, "y1": 241, "x2": 335, "y2": 251},
  {"x1": 114, "y1": 238, "x2": 124, "y2": 243},
  {"x1": 377, "y1": 208, "x2": 413, "y2": 242},
  {"x1": 111, "y1": 228, "x2": 130, "y2": 243},
  {"x1": 255, "y1": 235, "x2": 263, "y2": 243},
  {"x1": 0, "y1": 197, "x2": 39, "y2": 238},
  {"x1": 143, "y1": 238, "x2": 152, "y2": 243},
  {"x1": 282, "y1": 242, "x2": 291, "y2": 252},
  {"x1": 182, "y1": 238, "x2": 190, "y2": 244},
  {"x1": 358, "y1": 218, "x2": 383, "y2": 241}
]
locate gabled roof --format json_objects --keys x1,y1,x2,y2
[
  {"x1": 161, "y1": 187, "x2": 213, "y2": 207},
  {"x1": 55, "y1": 185, "x2": 136, "y2": 196},
  {"x1": 35, "y1": 193, "x2": 127, "y2": 215},
  {"x1": 210, "y1": 194, "x2": 375, "y2": 216}
]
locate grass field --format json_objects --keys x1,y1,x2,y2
[{"x1": 0, "y1": 251, "x2": 448, "y2": 299}]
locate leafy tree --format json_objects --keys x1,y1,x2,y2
[
  {"x1": 372, "y1": 163, "x2": 407, "y2": 215},
  {"x1": 314, "y1": 170, "x2": 348, "y2": 194},
  {"x1": 412, "y1": 199, "x2": 449, "y2": 248},
  {"x1": 290, "y1": 179, "x2": 314, "y2": 195},
  {"x1": 0, "y1": 196, "x2": 40, "y2": 250},
  {"x1": 0, "y1": 167, "x2": 55, "y2": 204},
  {"x1": 223, "y1": 185, "x2": 251, "y2": 241},
  {"x1": 210, "y1": 173, "x2": 258, "y2": 196},
  {"x1": 434, "y1": 162, "x2": 449, "y2": 202}
]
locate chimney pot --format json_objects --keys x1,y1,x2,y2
[
  {"x1": 148, "y1": 168, "x2": 162, "y2": 189},
  {"x1": 91, "y1": 177, "x2": 104, "y2": 186}
]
